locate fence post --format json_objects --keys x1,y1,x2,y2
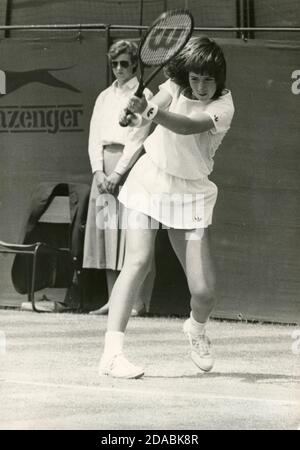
[
  {"x1": 105, "y1": 24, "x2": 111, "y2": 87},
  {"x1": 1, "y1": 0, "x2": 10, "y2": 39},
  {"x1": 236, "y1": 0, "x2": 243, "y2": 39},
  {"x1": 243, "y1": 0, "x2": 255, "y2": 40},
  {"x1": 139, "y1": 0, "x2": 144, "y2": 37}
]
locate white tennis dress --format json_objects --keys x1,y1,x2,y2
[{"x1": 118, "y1": 79, "x2": 235, "y2": 229}]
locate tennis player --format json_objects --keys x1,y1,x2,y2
[{"x1": 99, "y1": 36, "x2": 235, "y2": 378}]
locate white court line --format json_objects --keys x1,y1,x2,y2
[{"x1": 3, "y1": 379, "x2": 299, "y2": 407}]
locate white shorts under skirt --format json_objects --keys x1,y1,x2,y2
[{"x1": 118, "y1": 153, "x2": 218, "y2": 229}]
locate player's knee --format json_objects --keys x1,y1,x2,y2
[
  {"x1": 190, "y1": 284, "x2": 215, "y2": 303},
  {"x1": 190, "y1": 288, "x2": 216, "y2": 313},
  {"x1": 126, "y1": 252, "x2": 152, "y2": 273}
]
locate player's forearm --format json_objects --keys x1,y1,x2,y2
[{"x1": 153, "y1": 109, "x2": 214, "y2": 135}]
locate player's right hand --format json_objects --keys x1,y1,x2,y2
[{"x1": 127, "y1": 95, "x2": 148, "y2": 115}]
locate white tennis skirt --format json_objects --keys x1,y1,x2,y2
[{"x1": 118, "y1": 153, "x2": 218, "y2": 229}]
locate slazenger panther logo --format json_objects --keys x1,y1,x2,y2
[
  {"x1": 0, "y1": 67, "x2": 84, "y2": 134},
  {"x1": 0, "y1": 67, "x2": 81, "y2": 96}
]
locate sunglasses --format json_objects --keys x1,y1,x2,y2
[{"x1": 111, "y1": 60, "x2": 130, "y2": 69}]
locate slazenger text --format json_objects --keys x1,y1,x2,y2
[{"x1": 0, "y1": 105, "x2": 84, "y2": 134}]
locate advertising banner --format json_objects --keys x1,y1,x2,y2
[
  {"x1": 0, "y1": 36, "x2": 299, "y2": 322},
  {"x1": 0, "y1": 34, "x2": 108, "y2": 304}
]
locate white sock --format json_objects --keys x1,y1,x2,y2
[
  {"x1": 103, "y1": 331, "x2": 124, "y2": 358},
  {"x1": 189, "y1": 312, "x2": 208, "y2": 335}
]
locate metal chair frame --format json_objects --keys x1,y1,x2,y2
[{"x1": 0, "y1": 240, "x2": 70, "y2": 313}]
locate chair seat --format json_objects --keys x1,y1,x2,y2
[
  {"x1": 0, "y1": 240, "x2": 69, "y2": 254},
  {"x1": 0, "y1": 240, "x2": 41, "y2": 253},
  {"x1": 0, "y1": 240, "x2": 72, "y2": 312}
]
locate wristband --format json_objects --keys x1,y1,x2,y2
[{"x1": 141, "y1": 102, "x2": 158, "y2": 121}]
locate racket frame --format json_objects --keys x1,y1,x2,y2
[
  {"x1": 134, "y1": 9, "x2": 194, "y2": 97},
  {"x1": 119, "y1": 9, "x2": 194, "y2": 126}
]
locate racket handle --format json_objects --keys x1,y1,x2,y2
[
  {"x1": 119, "y1": 80, "x2": 144, "y2": 127},
  {"x1": 135, "y1": 79, "x2": 145, "y2": 98}
]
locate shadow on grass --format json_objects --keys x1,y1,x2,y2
[{"x1": 146, "y1": 372, "x2": 300, "y2": 384}]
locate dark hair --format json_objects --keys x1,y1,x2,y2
[
  {"x1": 108, "y1": 40, "x2": 138, "y2": 73},
  {"x1": 165, "y1": 36, "x2": 226, "y2": 99}
]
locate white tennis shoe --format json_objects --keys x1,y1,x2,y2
[
  {"x1": 183, "y1": 319, "x2": 214, "y2": 372},
  {"x1": 99, "y1": 353, "x2": 144, "y2": 379}
]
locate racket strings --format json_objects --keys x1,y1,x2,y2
[{"x1": 140, "y1": 13, "x2": 193, "y2": 66}]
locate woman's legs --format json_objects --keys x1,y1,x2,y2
[
  {"x1": 90, "y1": 270, "x2": 120, "y2": 315},
  {"x1": 100, "y1": 213, "x2": 157, "y2": 378},
  {"x1": 107, "y1": 222, "x2": 157, "y2": 332},
  {"x1": 132, "y1": 256, "x2": 156, "y2": 315},
  {"x1": 91, "y1": 257, "x2": 155, "y2": 317},
  {"x1": 167, "y1": 228, "x2": 216, "y2": 322},
  {"x1": 106, "y1": 270, "x2": 119, "y2": 297},
  {"x1": 167, "y1": 227, "x2": 216, "y2": 372}
]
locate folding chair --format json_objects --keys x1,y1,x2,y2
[
  {"x1": 0, "y1": 240, "x2": 70, "y2": 312},
  {"x1": 0, "y1": 195, "x2": 73, "y2": 313}
]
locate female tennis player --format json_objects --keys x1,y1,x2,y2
[{"x1": 99, "y1": 36, "x2": 235, "y2": 379}]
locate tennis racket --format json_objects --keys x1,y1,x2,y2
[{"x1": 119, "y1": 9, "x2": 194, "y2": 126}]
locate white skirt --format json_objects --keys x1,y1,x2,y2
[{"x1": 118, "y1": 153, "x2": 218, "y2": 229}]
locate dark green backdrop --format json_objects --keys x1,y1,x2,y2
[{"x1": 0, "y1": 34, "x2": 299, "y2": 323}]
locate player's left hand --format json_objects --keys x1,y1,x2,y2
[
  {"x1": 106, "y1": 171, "x2": 122, "y2": 194},
  {"x1": 127, "y1": 95, "x2": 148, "y2": 114},
  {"x1": 119, "y1": 109, "x2": 142, "y2": 127}
]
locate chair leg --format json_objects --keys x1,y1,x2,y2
[{"x1": 30, "y1": 245, "x2": 41, "y2": 313}]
